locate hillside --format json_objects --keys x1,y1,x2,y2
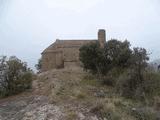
[{"x1": 0, "y1": 67, "x2": 159, "y2": 120}]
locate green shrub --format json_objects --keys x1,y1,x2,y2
[
  {"x1": 79, "y1": 38, "x2": 159, "y2": 102},
  {"x1": 142, "y1": 71, "x2": 160, "y2": 97},
  {"x1": 116, "y1": 71, "x2": 134, "y2": 98},
  {"x1": 79, "y1": 42, "x2": 109, "y2": 75},
  {"x1": 116, "y1": 70, "x2": 160, "y2": 100},
  {"x1": 0, "y1": 56, "x2": 33, "y2": 97},
  {"x1": 102, "y1": 68, "x2": 125, "y2": 86},
  {"x1": 79, "y1": 39, "x2": 132, "y2": 76},
  {"x1": 35, "y1": 58, "x2": 42, "y2": 72},
  {"x1": 102, "y1": 75, "x2": 116, "y2": 86}
]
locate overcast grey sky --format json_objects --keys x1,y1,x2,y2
[{"x1": 0, "y1": 0, "x2": 160, "y2": 70}]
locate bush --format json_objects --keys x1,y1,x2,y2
[
  {"x1": 35, "y1": 58, "x2": 42, "y2": 72},
  {"x1": 0, "y1": 56, "x2": 33, "y2": 97},
  {"x1": 102, "y1": 68, "x2": 126, "y2": 86},
  {"x1": 79, "y1": 39, "x2": 132, "y2": 76},
  {"x1": 116, "y1": 71, "x2": 134, "y2": 98},
  {"x1": 142, "y1": 71, "x2": 160, "y2": 97},
  {"x1": 79, "y1": 39, "x2": 159, "y2": 101},
  {"x1": 116, "y1": 70, "x2": 160, "y2": 100},
  {"x1": 79, "y1": 42, "x2": 108, "y2": 75},
  {"x1": 104, "y1": 39, "x2": 132, "y2": 69}
]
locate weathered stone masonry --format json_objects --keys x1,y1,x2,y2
[{"x1": 41, "y1": 29, "x2": 106, "y2": 71}]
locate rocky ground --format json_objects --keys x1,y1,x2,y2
[
  {"x1": 0, "y1": 67, "x2": 159, "y2": 120},
  {"x1": 0, "y1": 67, "x2": 99, "y2": 120},
  {"x1": 0, "y1": 94, "x2": 63, "y2": 120}
]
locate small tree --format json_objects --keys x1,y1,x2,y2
[
  {"x1": 79, "y1": 42, "x2": 109, "y2": 75},
  {"x1": 35, "y1": 58, "x2": 42, "y2": 72},
  {"x1": 116, "y1": 47, "x2": 150, "y2": 99},
  {"x1": 0, "y1": 56, "x2": 33, "y2": 97},
  {"x1": 79, "y1": 39, "x2": 133, "y2": 76},
  {"x1": 104, "y1": 39, "x2": 132, "y2": 69},
  {"x1": 130, "y1": 47, "x2": 149, "y2": 83}
]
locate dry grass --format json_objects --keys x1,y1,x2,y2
[
  {"x1": 66, "y1": 111, "x2": 77, "y2": 120},
  {"x1": 34, "y1": 67, "x2": 159, "y2": 120}
]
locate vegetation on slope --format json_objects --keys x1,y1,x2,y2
[
  {"x1": 0, "y1": 39, "x2": 159, "y2": 119},
  {"x1": 79, "y1": 39, "x2": 160, "y2": 99},
  {"x1": 0, "y1": 56, "x2": 33, "y2": 97},
  {"x1": 78, "y1": 39, "x2": 160, "y2": 119},
  {"x1": 35, "y1": 67, "x2": 159, "y2": 120}
]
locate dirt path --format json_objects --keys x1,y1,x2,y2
[
  {"x1": 0, "y1": 68, "x2": 99, "y2": 120},
  {"x1": 0, "y1": 92, "x2": 64, "y2": 120}
]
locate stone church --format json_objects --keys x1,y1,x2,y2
[{"x1": 41, "y1": 29, "x2": 106, "y2": 71}]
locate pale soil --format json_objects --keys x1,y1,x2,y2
[
  {"x1": 0, "y1": 67, "x2": 99, "y2": 120},
  {"x1": 0, "y1": 67, "x2": 159, "y2": 120}
]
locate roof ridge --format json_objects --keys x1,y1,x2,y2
[{"x1": 56, "y1": 39, "x2": 97, "y2": 41}]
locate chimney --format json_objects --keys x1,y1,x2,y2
[{"x1": 98, "y1": 29, "x2": 106, "y2": 48}]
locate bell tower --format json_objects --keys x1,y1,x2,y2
[{"x1": 98, "y1": 29, "x2": 106, "y2": 48}]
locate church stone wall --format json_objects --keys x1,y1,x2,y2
[
  {"x1": 41, "y1": 52, "x2": 56, "y2": 71},
  {"x1": 41, "y1": 29, "x2": 106, "y2": 71},
  {"x1": 55, "y1": 51, "x2": 64, "y2": 68}
]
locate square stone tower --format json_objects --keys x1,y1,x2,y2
[{"x1": 98, "y1": 29, "x2": 106, "y2": 48}]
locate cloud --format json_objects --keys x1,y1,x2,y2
[
  {"x1": 0, "y1": 0, "x2": 160, "y2": 70},
  {"x1": 45, "y1": 0, "x2": 104, "y2": 13}
]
